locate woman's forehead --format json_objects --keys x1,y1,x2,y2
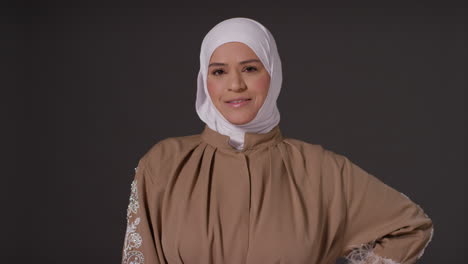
[{"x1": 209, "y1": 42, "x2": 261, "y2": 63}]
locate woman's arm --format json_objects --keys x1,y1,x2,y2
[
  {"x1": 328, "y1": 151, "x2": 434, "y2": 264},
  {"x1": 121, "y1": 157, "x2": 166, "y2": 264}
]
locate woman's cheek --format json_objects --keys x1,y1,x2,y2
[
  {"x1": 207, "y1": 79, "x2": 221, "y2": 99},
  {"x1": 252, "y1": 74, "x2": 270, "y2": 94}
]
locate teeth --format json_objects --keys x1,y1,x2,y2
[{"x1": 229, "y1": 99, "x2": 248, "y2": 103}]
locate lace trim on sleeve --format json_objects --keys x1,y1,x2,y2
[
  {"x1": 122, "y1": 179, "x2": 145, "y2": 264},
  {"x1": 345, "y1": 243, "x2": 400, "y2": 264}
]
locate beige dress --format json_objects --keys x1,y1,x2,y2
[{"x1": 121, "y1": 124, "x2": 433, "y2": 264}]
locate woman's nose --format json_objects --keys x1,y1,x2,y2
[{"x1": 228, "y1": 71, "x2": 247, "y2": 92}]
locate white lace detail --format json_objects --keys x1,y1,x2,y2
[
  {"x1": 345, "y1": 243, "x2": 400, "y2": 264},
  {"x1": 123, "y1": 179, "x2": 145, "y2": 264},
  {"x1": 127, "y1": 180, "x2": 140, "y2": 219}
]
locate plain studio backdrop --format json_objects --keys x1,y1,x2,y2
[{"x1": 7, "y1": 5, "x2": 465, "y2": 264}]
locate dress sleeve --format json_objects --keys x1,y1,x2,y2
[
  {"x1": 330, "y1": 151, "x2": 434, "y2": 264},
  {"x1": 121, "y1": 157, "x2": 166, "y2": 264}
]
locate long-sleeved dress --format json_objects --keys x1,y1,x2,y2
[{"x1": 121, "y1": 124, "x2": 433, "y2": 264}]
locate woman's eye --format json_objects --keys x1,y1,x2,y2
[
  {"x1": 244, "y1": 66, "x2": 258, "y2": 72},
  {"x1": 211, "y1": 67, "x2": 258, "y2": 76},
  {"x1": 212, "y1": 69, "x2": 225, "y2": 76}
]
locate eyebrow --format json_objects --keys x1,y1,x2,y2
[{"x1": 208, "y1": 59, "x2": 261, "y2": 68}]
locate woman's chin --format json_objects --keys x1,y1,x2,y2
[{"x1": 225, "y1": 115, "x2": 256, "y2": 126}]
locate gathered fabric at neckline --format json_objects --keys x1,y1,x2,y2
[{"x1": 200, "y1": 124, "x2": 283, "y2": 152}]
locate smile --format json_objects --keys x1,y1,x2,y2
[{"x1": 225, "y1": 98, "x2": 251, "y2": 108}]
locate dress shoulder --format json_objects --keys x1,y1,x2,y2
[
  {"x1": 138, "y1": 133, "x2": 203, "y2": 183},
  {"x1": 282, "y1": 137, "x2": 354, "y2": 176},
  {"x1": 283, "y1": 137, "x2": 324, "y2": 153},
  {"x1": 282, "y1": 137, "x2": 326, "y2": 162},
  {"x1": 146, "y1": 134, "x2": 202, "y2": 158}
]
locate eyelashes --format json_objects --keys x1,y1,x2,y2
[
  {"x1": 211, "y1": 66, "x2": 259, "y2": 76},
  {"x1": 211, "y1": 69, "x2": 224, "y2": 76}
]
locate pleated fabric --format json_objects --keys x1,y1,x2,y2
[{"x1": 121, "y1": 125, "x2": 433, "y2": 264}]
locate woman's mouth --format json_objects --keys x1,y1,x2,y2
[{"x1": 225, "y1": 98, "x2": 252, "y2": 108}]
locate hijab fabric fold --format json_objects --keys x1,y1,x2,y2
[{"x1": 195, "y1": 17, "x2": 283, "y2": 150}]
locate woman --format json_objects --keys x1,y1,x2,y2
[{"x1": 121, "y1": 17, "x2": 433, "y2": 264}]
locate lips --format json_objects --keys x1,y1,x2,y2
[
  {"x1": 225, "y1": 98, "x2": 251, "y2": 103},
  {"x1": 225, "y1": 97, "x2": 252, "y2": 108}
]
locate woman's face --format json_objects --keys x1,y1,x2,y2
[{"x1": 207, "y1": 42, "x2": 270, "y2": 125}]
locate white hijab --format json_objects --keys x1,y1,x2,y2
[{"x1": 195, "y1": 17, "x2": 283, "y2": 150}]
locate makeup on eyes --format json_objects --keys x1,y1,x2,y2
[{"x1": 210, "y1": 65, "x2": 259, "y2": 76}]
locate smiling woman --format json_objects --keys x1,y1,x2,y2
[
  {"x1": 207, "y1": 42, "x2": 271, "y2": 125},
  {"x1": 121, "y1": 17, "x2": 433, "y2": 264}
]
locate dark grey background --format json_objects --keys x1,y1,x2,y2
[{"x1": 9, "y1": 6, "x2": 465, "y2": 264}]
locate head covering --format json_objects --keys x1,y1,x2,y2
[{"x1": 195, "y1": 17, "x2": 283, "y2": 150}]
